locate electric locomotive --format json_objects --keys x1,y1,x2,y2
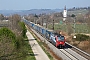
[{"x1": 50, "y1": 32, "x2": 65, "y2": 48}]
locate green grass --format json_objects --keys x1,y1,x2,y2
[
  {"x1": 73, "y1": 24, "x2": 90, "y2": 33},
  {"x1": 24, "y1": 39, "x2": 36, "y2": 60},
  {"x1": 23, "y1": 30, "x2": 35, "y2": 60},
  {"x1": 48, "y1": 23, "x2": 90, "y2": 33},
  {"x1": 68, "y1": 9, "x2": 88, "y2": 15}
]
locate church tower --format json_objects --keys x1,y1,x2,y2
[{"x1": 63, "y1": 6, "x2": 67, "y2": 21}]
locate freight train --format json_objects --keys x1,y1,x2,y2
[{"x1": 23, "y1": 19, "x2": 65, "y2": 48}]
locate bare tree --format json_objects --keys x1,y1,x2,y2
[
  {"x1": 9, "y1": 14, "x2": 21, "y2": 28},
  {"x1": 66, "y1": 18, "x2": 73, "y2": 35},
  {"x1": 86, "y1": 17, "x2": 90, "y2": 28}
]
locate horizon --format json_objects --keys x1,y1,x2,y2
[{"x1": 0, "y1": 6, "x2": 89, "y2": 10}]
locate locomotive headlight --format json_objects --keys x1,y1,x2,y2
[{"x1": 59, "y1": 42, "x2": 62, "y2": 44}]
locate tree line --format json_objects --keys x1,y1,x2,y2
[{"x1": 68, "y1": 6, "x2": 90, "y2": 11}]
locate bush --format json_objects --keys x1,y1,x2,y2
[
  {"x1": 0, "y1": 27, "x2": 17, "y2": 47},
  {"x1": 0, "y1": 27, "x2": 21, "y2": 59},
  {"x1": 18, "y1": 22, "x2": 27, "y2": 38},
  {"x1": 74, "y1": 34, "x2": 90, "y2": 41},
  {"x1": 0, "y1": 27, "x2": 28, "y2": 60}
]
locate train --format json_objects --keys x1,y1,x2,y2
[{"x1": 23, "y1": 19, "x2": 65, "y2": 48}]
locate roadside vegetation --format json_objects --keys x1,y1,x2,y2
[
  {"x1": 0, "y1": 14, "x2": 35, "y2": 60},
  {"x1": 73, "y1": 34, "x2": 90, "y2": 41}
]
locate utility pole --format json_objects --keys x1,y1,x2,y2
[
  {"x1": 42, "y1": 18, "x2": 43, "y2": 26},
  {"x1": 52, "y1": 19, "x2": 54, "y2": 30},
  {"x1": 71, "y1": 14, "x2": 76, "y2": 33},
  {"x1": 46, "y1": 19, "x2": 47, "y2": 28},
  {"x1": 74, "y1": 17, "x2": 76, "y2": 33}
]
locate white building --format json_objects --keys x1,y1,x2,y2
[{"x1": 63, "y1": 6, "x2": 67, "y2": 21}]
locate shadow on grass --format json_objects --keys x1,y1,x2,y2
[
  {"x1": 25, "y1": 39, "x2": 37, "y2": 41},
  {"x1": 28, "y1": 53, "x2": 38, "y2": 56}
]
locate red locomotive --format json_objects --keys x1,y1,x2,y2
[{"x1": 50, "y1": 33, "x2": 65, "y2": 48}]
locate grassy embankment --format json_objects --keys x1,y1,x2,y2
[
  {"x1": 19, "y1": 22, "x2": 36, "y2": 60},
  {"x1": 26, "y1": 25, "x2": 54, "y2": 60}
]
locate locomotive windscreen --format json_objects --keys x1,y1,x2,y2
[{"x1": 57, "y1": 36, "x2": 64, "y2": 41}]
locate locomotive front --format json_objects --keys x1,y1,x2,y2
[{"x1": 55, "y1": 35, "x2": 65, "y2": 48}]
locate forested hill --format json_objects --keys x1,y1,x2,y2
[{"x1": 0, "y1": 9, "x2": 63, "y2": 16}]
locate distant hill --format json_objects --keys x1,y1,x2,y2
[
  {"x1": 0, "y1": 10, "x2": 21, "y2": 16},
  {"x1": 0, "y1": 9, "x2": 89, "y2": 16},
  {"x1": 0, "y1": 9, "x2": 63, "y2": 16}
]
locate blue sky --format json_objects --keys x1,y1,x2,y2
[{"x1": 0, "y1": 0, "x2": 90, "y2": 10}]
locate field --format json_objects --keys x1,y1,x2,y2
[
  {"x1": 68, "y1": 9, "x2": 88, "y2": 15},
  {"x1": 48, "y1": 23, "x2": 90, "y2": 34}
]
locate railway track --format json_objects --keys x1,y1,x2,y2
[
  {"x1": 66, "y1": 42, "x2": 90, "y2": 60},
  {"x1": 60, "y1": 49, "x2": 78, "y2": 60},
  {"x1": 71, "y1": 46, "x2": 90, "y2": 60},
  {"x1": 60, "y1": 48, "x2": 88, "y2": 60},
  {"x1": 30, "y1": 27, "x2": 90, "y2": 60},
  {"x1": 24, "y1": 21, "x2": 90, "y2": 60}
]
